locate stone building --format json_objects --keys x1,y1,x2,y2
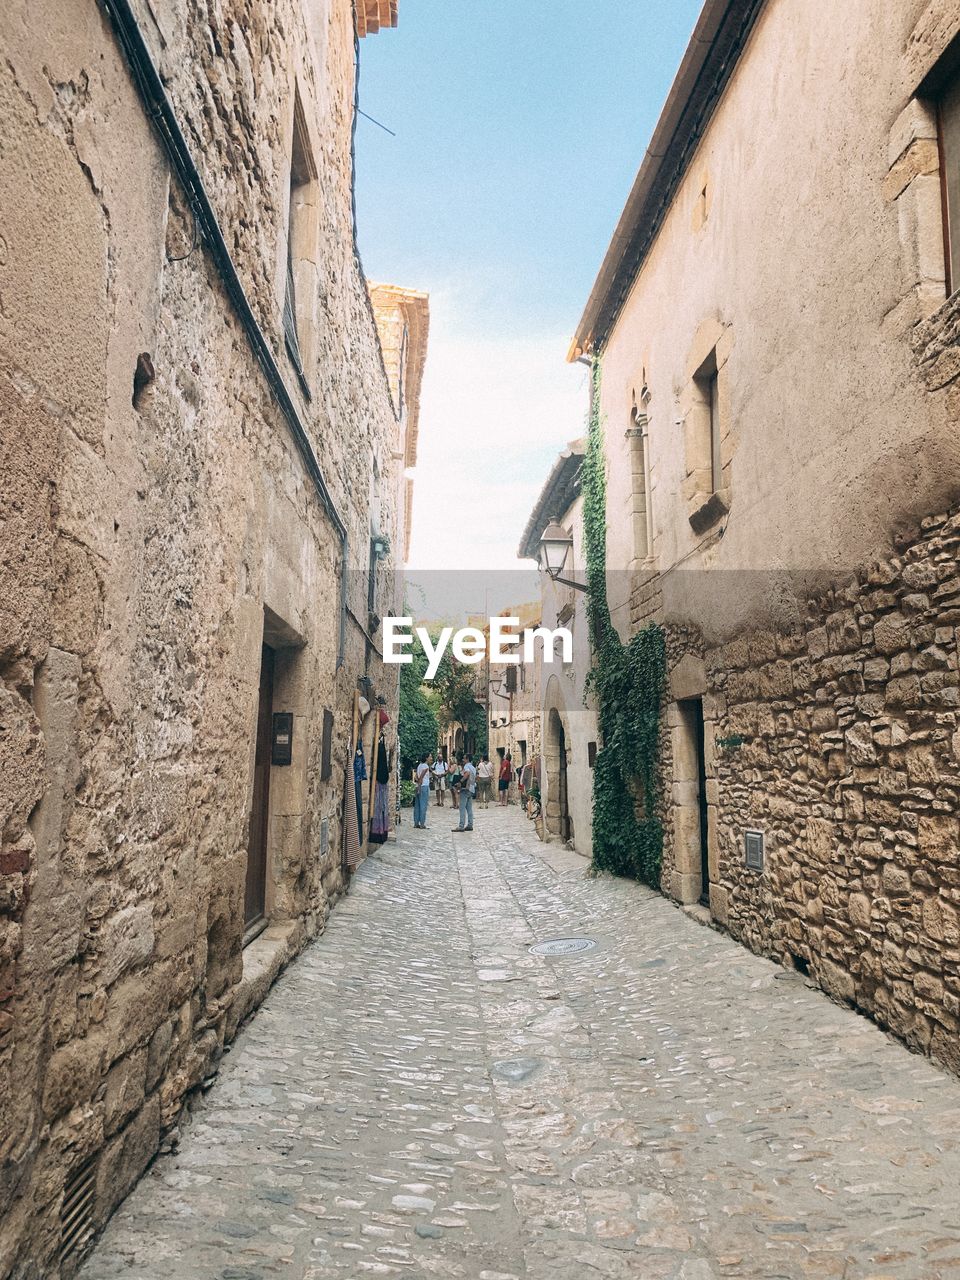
[
  {"x1": 519, "y1": 442, "x2": 598, "y2": 856},
  {"x1": 0, "y1": 0, "x2": 426, "y2": 1272},
  {"x1": 569, "y1": 0, "x2": 960, "y2": 1074},
  {"x1": 487, "y1": 602, "x2": 543, "y2": 802}
]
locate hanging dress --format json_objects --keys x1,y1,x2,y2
[{"x1": 369, "y1": 739, "x2": 391, "y2": 844}]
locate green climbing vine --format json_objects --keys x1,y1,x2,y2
[{"x1": 583, "y1": 359, "x2": 666, "y2": 886}]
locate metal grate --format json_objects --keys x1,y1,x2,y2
[
  {"x1": 60, "y1": 1154, "x2": 98, "y2": 1267},
  {"x1": 529, "y1": 938, "x2": 597, "y2": 957},
  {"x1": 744, "y1": 829, "x2": 765, "y2": 871}
]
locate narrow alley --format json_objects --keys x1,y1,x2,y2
[{"x1": 82, "y1": 808, "x2": 960, "y2": 1280}]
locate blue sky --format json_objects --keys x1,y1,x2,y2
[{"x1": 355, "y1": 0, "x2": 704, "y2": 576}]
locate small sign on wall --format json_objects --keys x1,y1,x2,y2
[{"x1": 271, "y1": 712, "x2": 294, "y2": 766}]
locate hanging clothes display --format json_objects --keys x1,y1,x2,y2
[
  {"x1": 353, "y1": 743, "x2": 367, "y2": 847},
  {"x1": 369, "y1": 738, "x2": 391, "y2": 844}
]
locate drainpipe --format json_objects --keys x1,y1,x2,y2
[{"x1": 98, "y1": 0, "x2": 350, "y2": 667}]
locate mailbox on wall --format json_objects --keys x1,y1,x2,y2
[{"x1": 271, "y1": 712, "x2": 294, "y2": 766}]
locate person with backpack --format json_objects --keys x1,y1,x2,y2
[{"x1": 432, "y1": 753, "x2": 447, "y2": 807}]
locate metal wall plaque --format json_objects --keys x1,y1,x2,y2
[
  {"x1": 744, "y1": 829, "x2": 765, "y2": 870},
  {"x1": 271, "y1": 712, "x2": 293, "y2": 766},
  {"x1": 320, "y1": 817, "x2": 329, "y2": 856}
]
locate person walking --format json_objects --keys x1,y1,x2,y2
[
  {"x1": 453, "y1": 753, "x2": 476, "y2": 831},
  {"x1": 413, "y1": 754, "x2": 431, "y2": 829},
  {"x1": 432, "y1": 754, "x2": 447, "y2": 807},
  {"x1": 498, "y1": 752, "x2": 512, "y2": 806},
  {"x1": 476, "y1": 754, "x2": 494, "y2": 808}
]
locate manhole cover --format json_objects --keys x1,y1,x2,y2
[{"x1": 529, "y1": 937, "x2": 597, "y2": 956}]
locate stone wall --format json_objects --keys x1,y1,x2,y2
[
  {"x1": 0, "y1": 0, "x2": 407, "y2": 1273},
  {"x1": 658, "y1": 505, "x2": 960, "y2": 1078}
]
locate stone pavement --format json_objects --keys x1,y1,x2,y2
[{"x1": 81, "y1": 806, "x2": 960, "y2": 1280}]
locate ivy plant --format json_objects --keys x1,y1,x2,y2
[{"x1": 582, "y1": 359, "x2": 666, "y2": 886}]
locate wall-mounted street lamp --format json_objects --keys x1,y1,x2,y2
[
  {"x1": 537, "y1": 522, "x2": 590, "y2": 593},
  {"x1": 490, "y1": 675, "x2": 510, "y2": 699}
]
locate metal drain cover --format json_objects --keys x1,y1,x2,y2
[{"x1": 529, "y1": 937, "x2": 597, "y2": 956}]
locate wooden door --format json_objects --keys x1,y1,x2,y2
[
  {"x1": 558, "y1": 720, "x2": 570, "y2": 841},
  {"x1": 692, "y1": 699, "x2": 710, "y2": 905},
  {"x1": 245, "y1": 644, "x2": 274, "y2": 933}
]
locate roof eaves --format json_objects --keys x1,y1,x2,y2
[
  {"x1": 569, "y1": 0, "x2": 767, "y2": 360},
  {"x1": 517, "y1": 440, "x2": 586, "y2": 562}
]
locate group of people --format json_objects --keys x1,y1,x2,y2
[{"x1": 411, "y1": 749, "x2": 520, "y2": 833}]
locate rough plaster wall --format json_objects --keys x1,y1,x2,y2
[
  {"x1": 0, "y1": 0, "x2": 400, "y2": 1272},
  {"x1": 593, "y1": 0, "x2": 960, "y2": 1075},
  {"x1": 600, "y1": 0, "x2": 960, "y2": 637},
  {"x1": 538, "y1": 495, "x2": 597, "y2": 857}
]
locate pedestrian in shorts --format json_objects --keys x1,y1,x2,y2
[
  {"x1": 432, "y1": 754, "x2": 447, "y2": 806},
  {"x1": 476, "y1": 754, "x2": 494, "y2": 807}
]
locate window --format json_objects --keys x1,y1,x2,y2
[
  {"x1": 367, "y1": 535, "x2": 378, "y2": 615},
  {"x1": 694, "y1": 349, "x2": 722, "y2": 494},
  {"x1": 320, "y1": 708, "x2": 334, "y2": 781},
  {"x1": 683, "y1": 332, "x2": 732, "y2": 536},
  {"x1": 939, "y1": 73, "x2": 960, "y2": 293},
  {"x1": 283, "y1": 91, "x2": 319, "y2": 384}
]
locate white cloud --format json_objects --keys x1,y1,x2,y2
[{"x1": 407, "y1": 288, "x2": 589, "y2": 573}]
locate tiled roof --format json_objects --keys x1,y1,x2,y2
[{"x1": 356, "y1": 0, "x2": 398, "y2": 37}]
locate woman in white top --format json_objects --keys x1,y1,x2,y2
[
  {"x1": 413, "y1": 754, "x2": 432, "y2": 828},
  {"x1": 432, "y1": 755, "x2": 447, "y2": 807}
]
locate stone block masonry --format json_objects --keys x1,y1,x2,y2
[
  {"x1": 0, "y1": 0, "x2": 416, "y2": 1274},
  {"x1": 661, "y1": 507, "x2": 960, "y2": 1078}
]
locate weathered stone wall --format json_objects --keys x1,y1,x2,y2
[
  {"x1": 699, "y1": 508, "x2": 960, "y2": 1077},
  {"x1": 588, "y1": 0, "x2": 960, "y2": 1078},
  {"x1": 0, "y1": 0, "x2": 405, "y2": 1273}
]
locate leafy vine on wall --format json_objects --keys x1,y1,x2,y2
[{"x1": 582, "y1": 359, "x2": 666, "y2": 886}]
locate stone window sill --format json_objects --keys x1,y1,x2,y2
[{"x1": 688, "y1": 489, "x2": 730, "y2": 535}]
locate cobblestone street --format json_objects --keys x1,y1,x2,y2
[{"x1": 82, "y1": 808, "x2": 960, "y2": 1280}]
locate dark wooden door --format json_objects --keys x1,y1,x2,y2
[
  {"x1": 692, "y1": 698, "x2": 710, "y2": 905},
  {"x1": 558, "y1": 720, "x2": 570, "y2": 841},
  {"x1": 245, "y1": 644, "x2": 274, "y2": 932}
]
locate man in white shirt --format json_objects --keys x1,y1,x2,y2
[
  {"x1": 453, "y1": 754, "x2": 476, "y2": 832},
  {"x1": 432, "y1": 754, "x2": 447, "y2": 807}
]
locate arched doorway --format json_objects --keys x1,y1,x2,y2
[{"x1": 546, "y1": 706, "x2": 571, "y2": 841}]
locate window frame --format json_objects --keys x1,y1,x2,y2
[
  {"x1": 282, "y1": 88, "x2": 319, "y2": 395},
  {"x1": 937, "y1": 77, "x2": 960, "y2": 295}
]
